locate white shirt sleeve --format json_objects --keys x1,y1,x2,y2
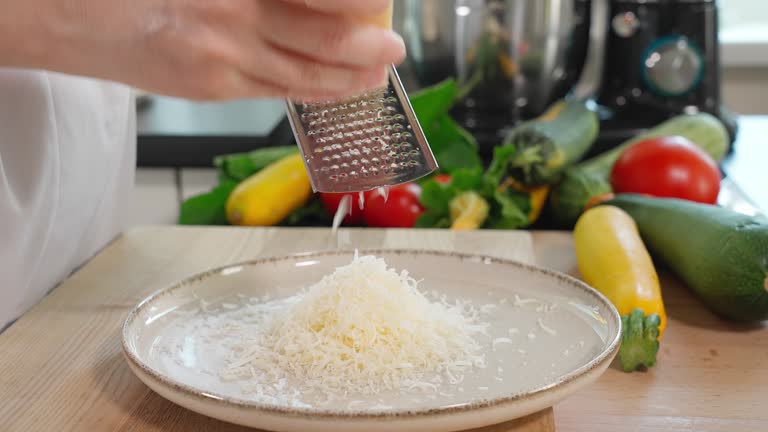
[{"x1": 0, "y1": 69, "x2": 136, "y2": 329}]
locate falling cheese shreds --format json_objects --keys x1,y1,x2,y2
[{"x1": 218, "y1": 253, "x2": 489, "y2": 397}]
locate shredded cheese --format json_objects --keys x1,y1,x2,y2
[
  {"x1": 218, "y1": 253, "x2": 488, "y2": 397},
  {"x1": 537, "y1": 318, "x2": 557, "y2": 336}
]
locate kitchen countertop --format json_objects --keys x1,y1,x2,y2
[
  {"x1": 721, "y1": 116, "x2": 768, "y2": 214},
  {"x1": 0, "y1": 227, "x2": 766, "y2": 432}
]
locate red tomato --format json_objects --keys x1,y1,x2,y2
[
  {"x1": 362, "y1": 183, "x2": 425, "y2": 228},
  {"x1": 611, "y1": 136, "x2": 722, "y2": 204},
  {"x1": 319, "y1": 193, "x2": 364, "y2": 225},
  {"x1": 434, "y1": 174, "x2": 452, "y2": 184}
]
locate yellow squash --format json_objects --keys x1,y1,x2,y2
[
  {"x1": 226, "y1": 153, "x2": 312, "y2": 226},
  {"x1": 573, "y1": 205, "x2": 667, "y2": 337},
  {"x1": 450, "y1": 191, "x2": 490, "y2": 230}
]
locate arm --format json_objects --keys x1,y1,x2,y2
[{"x1": 0, "y1": 0, "x2": 404, "y2": 101}]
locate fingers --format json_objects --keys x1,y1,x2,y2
[
  {"x1": 257, "y1": 2, "x2": 405, "y2": 69},
  {"x1": 241, "y1": 41, "x2": 389, "y2": 98},
  {"x1": 165, "y1": 0, "x2": 402, "y2": 101},
  {"x1": 281, "y1": 0, "x2": 392, "y2": 16}
]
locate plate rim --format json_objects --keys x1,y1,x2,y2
[{"x1": 122, "y1": 248, "x2": 621, "y2": 420}]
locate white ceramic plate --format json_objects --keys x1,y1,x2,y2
[{"x1": 123, "y1": 250, "x2": 621, "y2": 432}]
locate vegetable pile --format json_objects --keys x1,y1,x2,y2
[
  {"x1": 179, "y1": 78, "x2": 733, "y2": 232},
  {"x1": 179, "y1": 77, "x2": 768, "y2": 374}
]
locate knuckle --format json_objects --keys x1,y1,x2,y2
[{"x1": 319, "y1": 26, "x2": 351, "y2": 55}]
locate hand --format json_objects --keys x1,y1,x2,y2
[{"x1": 0, "y1": 0, "x2": 405, "y2": 101}]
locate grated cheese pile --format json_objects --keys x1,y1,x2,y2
[{"x1": 219, "y1": 253, "x2": 488, "y2": 397}]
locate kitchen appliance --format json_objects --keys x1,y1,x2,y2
[
  {"x1": 394, "y1": 0, "x2": 737, "y2": 159},
  {"x1": 593, "y1": 0, "x2": 738, "y2": 152},
  {"x1": 395, "y1": 0, "x2": 592, "y2": 155}
]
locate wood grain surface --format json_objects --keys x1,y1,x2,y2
[{"x1": 0, "y1": 226, "x2": 766, "y2": 432}]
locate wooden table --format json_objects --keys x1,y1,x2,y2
[{"x1": 0, "y1": 227, "x2": 766, "y2": 432}]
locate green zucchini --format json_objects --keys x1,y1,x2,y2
[
  {"x1": 605, "y1": 194, "x2": 768, "y2": 322},
  {"x1": 550, "y1": 113, "x2": 731, "y2": 227},
  {"x1": 497, "y1": 99, "x2": 599, "y2": 186}
]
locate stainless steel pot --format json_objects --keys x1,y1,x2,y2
[{"x1": 394, "y1": 0, "x2": 592, "y2": 127}]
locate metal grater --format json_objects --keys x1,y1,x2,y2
[{"x1": 285, "y1": 64, "x2": 438, "y2": 193}]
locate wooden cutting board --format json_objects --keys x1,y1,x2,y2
[{"x1": 0, "y1": 227, "x2": 554, "y2": 432}]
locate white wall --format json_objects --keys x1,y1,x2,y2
[{"x1": 723, "y1": 67, "x2": 768, "y2": 114}]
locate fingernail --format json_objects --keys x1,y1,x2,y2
[
  {"x1": 355, "y1": 27, "x2": 406, "y2": 65},
  {"x1": 382, "y1": 31, "x2": 407, "y2": 64}
]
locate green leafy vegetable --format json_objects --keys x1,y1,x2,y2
[
  {"x1": 416, "y1": 157, "x2": 530, "y2": 230},
  {"x1": 619, "y1": 309, "x2": 661, "y2": 372},
  {"x1": 489, "y1": 188, "x2": 530, "y2": 229},
  {"x1": 485, "y1": 144, "x2": 518, "y2": 186},
  {"x1": 410, "y1": 80, "x2": 459, "y2": 127},
  {"x1": 280, "y1": 197, "x2": 332, "y2": 227},
  {"x1": 414, "y1": 209, "x2": 452, "y2": 229},
  {"x1": 426, "y1": 116, "x2": 483, "y2": 173},
  {"x1": 178, "y1": 180, "x2": 238, "y2": 226},
  {"x1": 408, "y1": 80, "x2": 482, "y2": 173}
]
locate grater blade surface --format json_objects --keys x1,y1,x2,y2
[{"x1": 285, "y1": 65, "x2": 438, "y2": 193}]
